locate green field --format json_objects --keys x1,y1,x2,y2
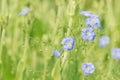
[{"x1": 0, "y1": 0, "x2": 120, "y2": 80}]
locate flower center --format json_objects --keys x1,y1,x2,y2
[
  {"x1": 91, "y1": 18, "x2": 95, "y2": 22},
  {"x1": 66, "y1": 41, "x2": 72, "y2": 47},
  {"x1": 102, "y1": 40, "x2": 107, "y2": 44},
  {"x1": 87, "y1": 31, "x2": 91, "y2": 36},
  {"x1": 86, "y1": 66, "x2": 91, "y2": 71}
]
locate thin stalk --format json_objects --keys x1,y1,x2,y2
[
  {"x1": 52, "y1": 6, "x2": 61, "y2": 42},
  {"x1": 106, "y1": 0, "x2": 114, "y2": 78},
  {"x1": 61, "y1": 0, "x2": 76, "y2": 79},
  {"x1": 1, "y1": 0, "x2": 5, "y2": 13},
  {"x1": 0, "y1": 28, "x2": 5, "y2": 63},
  {"x1": 51, "y1": 4, "x2": 62, "y2": 80},
  {"x1": 0, "y1": 0, "x2": 7, "y2": 64},
  {"x1": 106, "y1": 0, "x2": 116, "y2": 30},
  {"x1": 0, "y1": 28, "x2": 5, "y2": 78},
  {"x1": 16, "y1": 33, "x2": 29, "y2": 80},
  {"x1": 32, "y1": 51, "x2": 36, "y2": 70},
  {"x1": 67, "y1": 17, "x2": 73, "y2": 36},
  {"x1": 43, "y1": 59, "x2": 47, "y2": 80},
  {"x1": 60, "y1": 55, "x2": 63, "y2": 80},
  {"x1": 62, "y1": 0, "x2": 76, "y2": 68}
]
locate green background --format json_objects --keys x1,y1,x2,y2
[{"x1": 0, "y1": 0, "x2": 120, "y2": 80}]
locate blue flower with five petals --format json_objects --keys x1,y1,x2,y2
[
  {"x1": 82, "y1": 62, "x2": 95, "y2": 75},
  {"x1": 61, "y1": 36, "x2": 74, "y2": 50},
  {"x1": 86, "y1": 14, "x2": 101, "y2": 27},
  {"x1": 82, "y1": 27, "x2": 96, "y2": 41},
  {"x1": 112, "y1": 48, "x2": 120, "y2": 60},
  {"x1": 99, "y1": 36, "x2": 110, "y2": 48}
]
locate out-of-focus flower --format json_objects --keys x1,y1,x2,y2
[
  {"x1": 53, "y1": 50, "x2": 61, "y2": 57},
  {"x1": 112, "y1": 48, "x2": 120, "y2": 60},
  {"x1": 18, "y1": 8, "x2": 30, "y2": 16},
  {"x1": 61, "y1": 36, "x2": 74, "y2": 50},
  {"x1": 80, "y1": 10, "x2": 101, "y2": 28},
  {"x1": 82, "y1": 27, "x2": 96, "y2": 41},
  {"x1": 80, "y1": 11, "x2": 92, "y2": 17},
  {"x1": 99, "y1": 36, "x2": 110, "y2": 48},
  {"x1": 82, "y1": 62, "x2": 95, "y2": 75},
  {"x1": 86, "y1": 14, "x2": 101, "y2": 28}
]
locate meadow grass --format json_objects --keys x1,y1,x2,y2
[{"x1": 0, "y1": 0, "x2": 120, "y2": 80}]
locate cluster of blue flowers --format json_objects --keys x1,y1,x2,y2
[
  {"x1": 51, "y1": 10, "x2": 120, "y2": 76},
  {"x1": 80, "y1": 11, "x2": 101, "y2": 28},
  {"x1": 80, "y1": 11, "x2": 102, "y2": 75},
  {"x1": 80, "y1": 11, "x2": 120, "y2": 75},
  {"x1": 18, "y1": 8, "x2": 120, "y2": 76},
  {"x1": 81, "y1": 11, "x2": 101, "y2": 42}
]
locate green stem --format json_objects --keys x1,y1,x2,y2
[
  {"x1": 106, "y1": 0, "x2": 115, "y2": 77},
  {"x1": 61, "y1": 0, "x2": 76, "y2": 79},
  {"x1": 106, "y1": 0, "x2": 116, "y2": 30},
  {"x1": 0, "y1": 28, "x2": 5, "y2": 64},
  {"x1": 67, "y1": 17, "x2": 73, "y2": 36},
  {"x1": 16, "y1": 33, "x2": 29, "y2": 80},
  {"x1": 60, "y1": 56, "x2": 63, "y2": 80},
  {"x1": 43, "y1": 58, "x2": 47, "y2": 80},
  {"x1": 0, "y1": 28, "x2": 5, "y2": 78}
]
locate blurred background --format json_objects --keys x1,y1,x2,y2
[{"x1": 0, "y1": 0, "x2": 120, "y2": 80}]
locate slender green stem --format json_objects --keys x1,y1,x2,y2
[
  {"x1": 67, "y1": 17, "x2": 73, "y2": 36},
  {"x1": 1, "y1": 0, "x2": 5, "y2": 13},
  {"x1": 60, "y1": 56, "x2": 63, "y2": 80},
  {"x1": 0, "y1": 28, "x2": 5, "y2": 64},
  {"x1": 0, "y1": 28, "x2": 5, "y2": 78},
  {"x1": 16, "y1": 33, "x2": 29, "y2": 80}
]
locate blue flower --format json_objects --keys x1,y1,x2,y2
[
  {"x1": 82, "y1": 62, "x2": 95, "y2": 75},
  {"x1": 61, "y1": 36, "x2": 74, "y2": 50},
  {"x1": 80, "y1": 11, "x2": 92, "y2": 17},
  {"x1": 86, "y1": 14, "x2": 101, "y2": 28},
  {"x1": 18, "y1": 8, "x2": 30, "y2": 16},
  {"x1": 82, "y1": 27, "x2": 96, "y2": 41},
  {"x1": 112, "y1": 48, "x2": 120, "y2": 60},
  {"x1": 99, "y1": 36, "x2": 110, "y2": 48},
  {"x1": 53, "y1": 50, "x2": 61, "y2": 57}
]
